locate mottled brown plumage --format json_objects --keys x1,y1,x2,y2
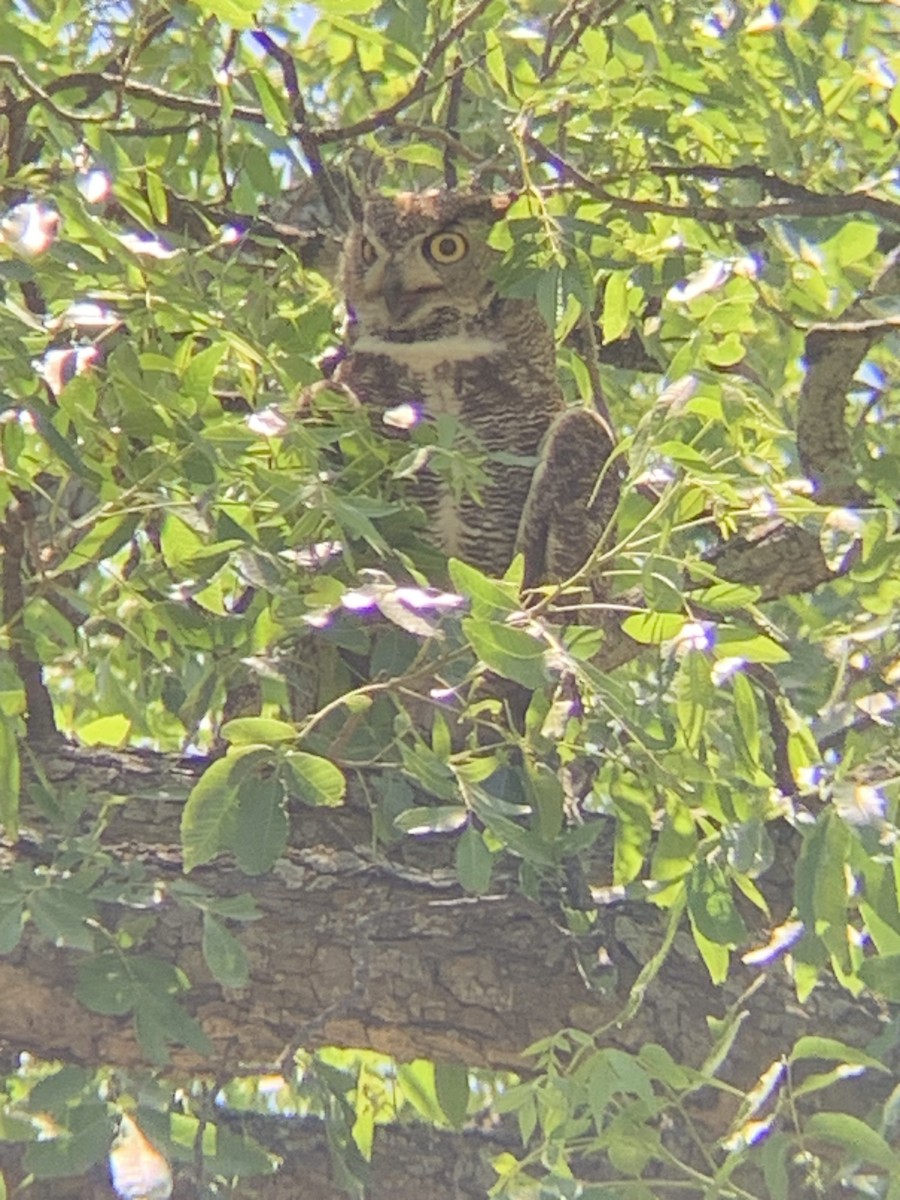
[{"x1": 334, "y1": 190, "x2": 618, "y2": 589}]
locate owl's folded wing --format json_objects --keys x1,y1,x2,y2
[{"x1": 516, "y1": 408, "x2": 621, "y2": 595}]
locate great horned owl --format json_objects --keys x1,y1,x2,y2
[{"x1": 333, "y1": 189, "x2": 618, "y2": 594}]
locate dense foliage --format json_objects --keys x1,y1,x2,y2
[{"x1": 0, "y1": 0, "x2": 899, "y2": 1196}]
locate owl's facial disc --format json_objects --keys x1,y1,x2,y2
[
  {"x1": 360, "y1": 227, "x2": 475, "y2": 330},
  {"x1": 380, "y1": 261, "x2": 443, "y2": 325}
]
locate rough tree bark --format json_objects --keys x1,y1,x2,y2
[{"x1": 0, "y1": 743, "x2": 895, "y2": 1199}]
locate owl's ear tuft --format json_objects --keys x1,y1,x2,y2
[
  {"x1": 488, "y1": 192, "x2": 517, "y2": 217},
  {"x1": 448, "y1": 191, "x2": 516, "y2": 226}
]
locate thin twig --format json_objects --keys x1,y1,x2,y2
[
  {"x1": 317, "y1": 0, "x2": 495, "y2": 142},
  {"x1": 542, "y1": 0, "x2": 632, "y2": 82},
  {"x1": 41, "y1": 66, "x2": 268, "y2": 125},
  {"x1": 249, "y1": 30, "x2": 345, "y2": 226},
  {"x1": 541, "y1": 0, "x2": 595, "y2": 77},
  {"x1": 522, "y1": 129, "x2": 900, "y2": 226}
]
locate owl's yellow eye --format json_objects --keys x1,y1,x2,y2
[
  {"x1": 360, "y1": 237, "x2": 378, "y2": 266},
  {"x1": 423, "y1": 231, "x2": 468, "y2": 264}
]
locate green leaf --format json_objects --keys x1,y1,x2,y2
[
  {"x1": 462, "y1": 617, "x2": 547, "y2": 688},
  {"x1": 476, "y1": 812, "x2": 556, "y2": 865},
  {"x1": 602, "y1": 271, "x2": 630, "y2": 343},
  {"x1": 394, "y1": 806, "x2": 468, "y2": 835},
  {"x1": 638, "y1": 1044, "x2": 691, "y2": 1090},
  {"x1": 248, "y1": 68, "x2": 290, "y2": 135},
  {"x1": 651, "y1": 802, "x2": 697, "y2": 884},
  {"x1": 202, "y1": 915, "x2": 250, "y2": 988},
  {"x1": 715, "y1": 628, "x2": 790, "y2": 664},
  {"x1": 233, "y1": 777, "x2": 288, "y2": 875},
  {"x1": 484, "y1": 29, "x2": 508, "y2": 94},
  {"x1": 448, "y1": 559, "x2": 518, "y2": 618},
  {"x1": 76, "y1": 953, "x2": 138, "y2": 1016},
  {"x1": 858, "y1": 953, "x2": 900, "y2": 1002},
  {"x1": 606, "y1": 1047, "x2": 657, "y2": 1104},
  {"x1": 145, "y1": 169, "x2": 168, "y2": 223},
  {"x1": 0, "y1": 901, "x2": 24, "y2": 954},
  {"x1": 75, "y1": 713, "x2": 131, "y2": 748},
  {"x1": 621, "y1": 612, "x2": 685, "y2": 644},
  {"x1": 24, "y1": 396, "x2": 100, "y2": 485},
  {"x1": 181, "y1": 343, "x2": 226, "y2": 403},
  {"x1": 693, "y1": 581, "x2": 761, "y2": 610},
  {"x1": 181, "y1": 747, "x2": 270, "y2": 872},
  {"x1": 435, "y1": 1062, "x2": 469, "y2": 1129},
  {"x1": 201, "y1": 1125, "x2": 275, "y2": 1177},
  {"x1": 58, "y1": 513, "x2": 138, "y2": 573},
  {"x1": 690, "y1": 923, "x2": 730, "y2": 985},
  {"x1": 0, "y1": 721, "x2": 20, "y2": 840},
  {"x1": 687, "y1": 863, "x2": 747, "y2": 946},
  {"x1": 187, "y1": 0, "x2": 258, "y2": 27},
  {"x1": 282, "y1": 751, "x2": 345, "y2": 807},
  {"x1": 530, "y1": 765, "x2": 564, "y2": 841},
  {"x1": 795, "y1": 811, "x2": 850, "y2": 965},
  {"x1": 705, "y1": 333, "x2": 745, "y2": 367},
  {"x1": 30, "y1": 887, "x2": 97, "y2": 951},
  {"x1": 732, "y1": 672, "x2": 760, "y2": 772},
  {"x1": 760, "y1": 1133, "x2": 791, "y2": 1200},
  {"x1": 134, "y1": 986, "x2": 211, "y2": 1064},
  {"x1": 29, "y1": 1066, "x2": 92, "y2": 1112},
  {"x1": 825, "y1": 220, "x2": 879, "y2": 266},
  {"x1": 397, "y1": 1061, "x2": 443, "y2": 1124},
  {"x1": 789, "y1": 1036, "x2": 887, "y2": 1071},
  {"x1": 221, "y1": 717, "x2": 297, "y2": 745},
  {"x1": 676, "y1": 647, "x2": 710, "y2": 753},
  {"x1": 24, "y1": 1114, "x2": 110, "y2": 1178},
  {"x1": 455, "y1": 824, "x2": 493, "y2": 894},
  {"x1": 803, "y1": 1112, "x2": 898, "y2": 1170}
]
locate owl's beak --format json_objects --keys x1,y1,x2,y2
[
  {"x1": 382, "y1": 261, "x2": 441, "y2": 326},
  {"x1": 382, "y1": 262, "x2": 416, "y2": 324}
]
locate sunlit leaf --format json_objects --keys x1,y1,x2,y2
[
  {"x1": 282, "y1": 751, "x2": 345, "y2": 807},
  {"x1": 222, "y1": 717, "x2": 298, "y2": 745},
  {"x1": 621, "y1": 612, "x2": 685, "y2": 644}
]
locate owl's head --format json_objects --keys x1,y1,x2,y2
[{"x1": 340, "y1": 191, "x2": 512, "y2": 335}]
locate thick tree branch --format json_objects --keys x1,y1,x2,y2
[
  {"x1": 0, "y1": 743, "x2": 892, "y2": 1200},
  {"x1": 643, "y1": 161, "x2": 900, "y2": 223},
  {"x1": 796, "y1": 243, "x2": 900, "y2": 504},
  {"x1": 4, "y1": 745, "x2": 894, "y2": 1093},
  {"x1": 0, "y1": 500, "x2": 59, "y2": 742},
  {"x1": 702, "y1": 521, "x2": 839, "y2": 600}
]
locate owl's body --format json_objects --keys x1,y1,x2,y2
[{"x1": 334, "y1": 191, "x2": 617, "y2": 587}]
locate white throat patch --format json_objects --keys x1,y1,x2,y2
[{"x1": 354, "y1": 335, "x2": 505, "y2": 370}]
